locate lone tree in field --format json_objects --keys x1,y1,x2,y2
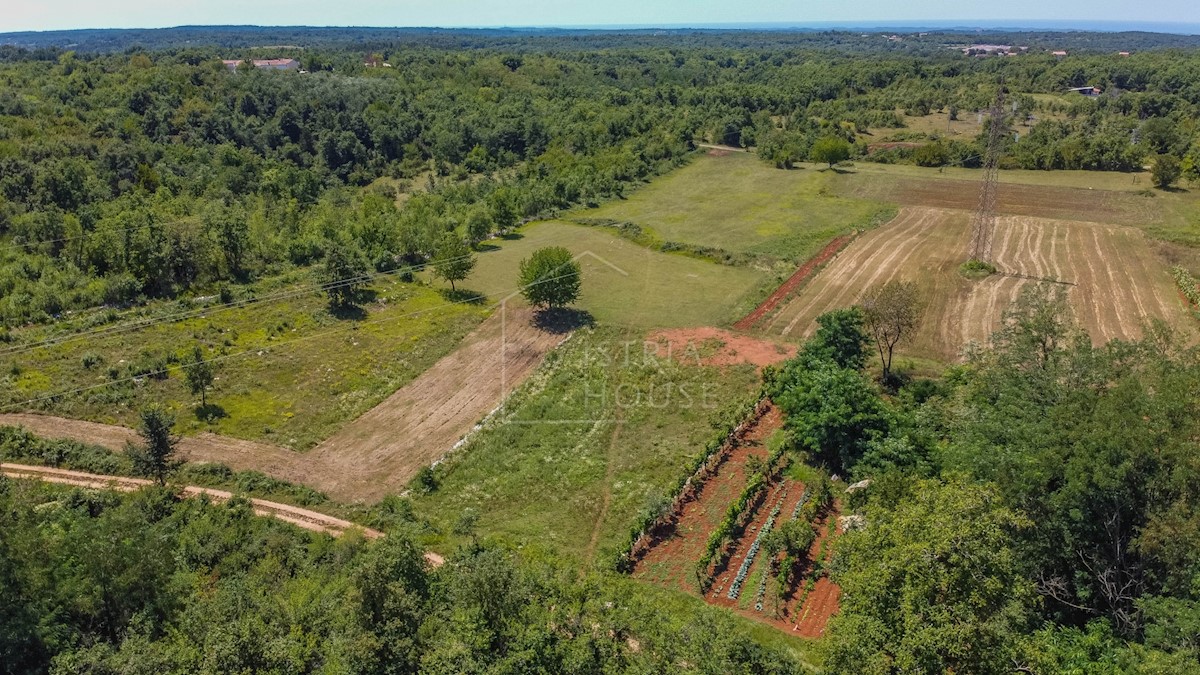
[
  {"x1": 519, "y1": 246, "x2": 581, "y2": 309},
  {"x1": 810, "y1": 136, "x2": 852, "y2": 169},
  {"x1": 183, "y1": 345, "x2": 217, "y2": 408},
  {"x1": 861, "y1": 281, "x2": 922, "y2": 385},
  {"x1": 321, "y1": 241, "x2": 371, "y2": 309},
  {"x1": 1152, "y1": 154, "x2": 1181, "y2": 190},
  {"x1": 431, "y1": 234, "x2": 476, "y2": 292},
  {"x1": 129, "y1": 406, "x2": 181, "y2": 485}
]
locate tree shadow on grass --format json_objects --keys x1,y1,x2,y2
[
  {"x1": 438, "y1": 288, "x2": 488, "y2": 305},
  {"x1": 194, "y1": 403, "x2": 228, "y2": 422},
  {"x1": 828, "y1": 166, "x2": 857, "y2": 174},
  {"x1": 474, "y1": 242, "x2": 502, "y2": 252},
  {"x1": 328, "y1": 303, "x2": 368, "y2": 321},
  {"x1": 532, "y1": 307, "x2": 594, "y2": 334},
  {"x1": 499, "y1": 232, "x2": 524, "y2": 241}
]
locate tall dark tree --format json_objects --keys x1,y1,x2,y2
[
  {"x1": 128, "y1": 406, "x2": 180, "y2": 485},
  {"x1": 321, "y1": 241, "x2": 371, "y2": 309}
]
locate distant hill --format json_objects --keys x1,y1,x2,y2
[{"x1": 1, "y1": 24, "x2": 1198, "y2": 55}]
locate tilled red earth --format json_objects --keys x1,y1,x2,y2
[
  {"x1": 631, "y1": 402, "x2": 844, "y2": 636},
  {"x1": 632, "y1": 405, "x2": 780, "y2": 591}
]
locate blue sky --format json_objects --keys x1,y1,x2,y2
[{"x1": 2, "y1": 0, "x2": 1196, "y2": 33}]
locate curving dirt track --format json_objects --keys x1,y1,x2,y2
[
  {"x1": 2, "y1": 462, "x2": 447, "y2": 566},
  {"x1": 0, "y1": 308, "x2": 564, "y2": 503},
  {"x1": 764, "y1": 207, "x2": 1193, "y2": 360},
  {"x1": 1, "y1": 462, "x2": 377, "y2": 538}
]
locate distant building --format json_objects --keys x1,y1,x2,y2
[
  {"x1": 1051, "y1": 50, "x2": 1068, "y2": 57},
  {"x1": 1067, "y1": 86, "x2": 1102, "y2": 97},
  {"x1": 1118, "y1": 51, "x2": 1132, "y2": 57},
  {"x1": 222, "y1": 58, "x2": 301, "y2": 72}
]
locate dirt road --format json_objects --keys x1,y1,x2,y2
[
  {"x1": 2, "y1": 462, "x2": 446, "y2": 566},
  {"x1": 0, "y1": 308, "x2": 564, "y2": 503}
]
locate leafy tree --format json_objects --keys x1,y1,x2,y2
[
  {"x1": 128, "y1": 406, "x2": 180, "y2": 485},
  {"x1": 321, "y1": 240, "x2": 371, "y2": 309},
  {"x1": 861, "y1": 281, "x2": 922, "y2": 385},
  {"x1": 1152, "y1": 154, "x2": 1182, "y2": 189},
  {"x1": 775, "y1": 360, "x2": 890, "y2": 471},
  {"x1": 827, "y1": 478, "x2": 1037, "y2": 675},
  {"x1": 183, "y1": 344, "x2": 216, "y2": 409},
  {"x1": 518, "y1": 246, "x2": 581, "y2": 309},
  {"x1": 810, "y1": 307, "x2": 870, "y2": 370},
  {"x1": 431, "y1": 233, "x2": 475, "y2": 292},
  {"x1": 810, "y1": 136, "x2": 852, "y2": 168},
  {"x1": 465, "y1": 207, "x2": 493, "y2": 246}
]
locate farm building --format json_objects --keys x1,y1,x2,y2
[
  {"x1": 1051, "y1": 50, "x2": 1068, "y2": 57},
  {"x1": 222, "y1": 58, "x2": 301, "y2": 71},
  {"x1": 1067, "y1": 85, "x2": 1102, "y2": 96}
]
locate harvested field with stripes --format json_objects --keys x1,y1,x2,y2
[{"x1": 763, "y1": 207, "x2": 1193, "y2": 361}]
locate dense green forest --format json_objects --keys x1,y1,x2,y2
[
  {"x1": 2, "y1": 37, "x2": 1200, "y2": 326},
  {"x1": 766, "y1": 290, "x2": 1200, "y2": 673},
  {"x1": 0, "y1": 477, "x2": 802, "y2": 673}
]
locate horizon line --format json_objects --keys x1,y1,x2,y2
[{"x1": 3, "y1": 19, "x2": 1200, "y2": 37}]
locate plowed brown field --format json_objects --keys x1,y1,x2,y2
[
  {"x1": 764, "y1": 207, "x2": 1192, "y2": 360},
  {"x1": 838, "y1": 174, "x2": 1161, "y2": 227}
]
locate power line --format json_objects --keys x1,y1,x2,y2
[{"x1": 0, "y1": 266, "x2": 578, "y2": 413}]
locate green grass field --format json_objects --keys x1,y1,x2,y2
[
  {"x1": 575, "y1": 152, "x2": 894, "y2": 264},
  {"x1": 1, "y1": 274, "x2": 487, "y2": 448},
  {"x1": 462, "y1": 219, "x2": 773, "y2": 328},
  {"x1": 410, "y1": 326, "x2": 762, "y2": 568}
]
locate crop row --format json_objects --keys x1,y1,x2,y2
[
  {"x1": 730, "y1": 489, "x2": 787, "y2": 600},
  {"x1": 694, "y1": 428, "x2": 790, "y2": 591},
  {"x1": 1172, "y1": 266, "x2": 1200, "y2": 308}
]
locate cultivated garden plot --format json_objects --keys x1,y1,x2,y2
[
  {"x1": 764, "y1": 207, "x2": 1193, "y2": 361},
  {"x1": 633, "y1": 402, "x2": 844, "y2": 636}
]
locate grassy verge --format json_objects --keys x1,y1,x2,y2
[{"x1": 1, "y1": 272, "x2": 487, "y2": 449}]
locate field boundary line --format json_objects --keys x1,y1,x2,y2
[{"x1": 734, "y1": 234, "x2": 857, "y2": 332}]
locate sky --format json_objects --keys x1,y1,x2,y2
[{"x1": 2, "y1": 0, "x2": 1197, "y2": 33}]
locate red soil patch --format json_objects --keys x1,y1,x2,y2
[
  {"x1": 789, "y1": 504, "x2": 842, "y2": 636},
  {"x1": 794, "y1": 577, "x2": 841, "y2": 638},
  {"x1": 645, "y1": 327, "x2": 796, "y2": 370},
  {"x1": 734, "y1": 234, "x2": 855, "y2": 331}
]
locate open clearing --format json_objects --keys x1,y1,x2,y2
[
  {"x1": 468, "y1": 220, "x2": 770, "y2": 328},
  {"x1": 763, "y1": 207, "x2": 1193, "y2": 360},
  {"x1": 0, "y1": 274, "x2": 487, "y2": 449},
  {"x1": 577, "y1": 151, "x2": 892, "y2": 263},
  {"x1": 0, "y1": 308, "x2": 561, "y2": 503}
]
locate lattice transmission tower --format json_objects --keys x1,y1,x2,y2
[{"x1": 968, "y1": 87, "x2": 1009, "y2": 262}]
